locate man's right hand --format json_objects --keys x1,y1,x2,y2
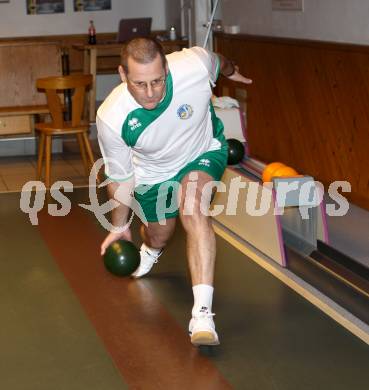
[{"x1": 100, "y1": 229, "x2": 133, "y2": 256}]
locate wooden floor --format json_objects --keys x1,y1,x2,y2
[
  {"x1": 0, "y1": 154, "x2": 89, "y2": 192},
  {"x1": 0, "y1": 188, "x2": 368, "y2": 389},
  {"x1": 0, "y1": 139, "x2": 102, "y2": 192}
]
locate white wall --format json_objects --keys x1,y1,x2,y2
[
  {"x1": 195, "y1": 0, "x2": 211, "y2": 47},
  {"x1": 195, "y1": 0, "x2": 222, "y2": 48},
  {"x1": 0, "y1": 0, "x2": 166, "y2": 38},
  {"x1": 96, "y1": 73, "x2": 120, "y2": 101},
  {"x1": 220, "y1": 0, "x2": 369, "y2": 45}
]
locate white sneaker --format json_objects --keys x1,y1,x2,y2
[
  {"x1": 189, "y1": 307, "x2": 220, "y2": 346},
  {"x1": 131, "y1": 246, "x2": 162, "y2": 278}
]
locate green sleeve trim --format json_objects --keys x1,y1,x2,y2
[
  {"x1": 104, "y1": 172, "x2": 134, "y2": 183},
  {"x1": 209, "y1": 101, "x2": 225, "y2": 141},
  {"x1": 215, "y1": 55, "x2": 221, "y2": 81}
]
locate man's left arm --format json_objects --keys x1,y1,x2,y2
[
  {"x1": 217, "y1": 53, "x2": 252, "y2": 85},
  {"x1": 190, "y1": 46, "x2": 252, "y2": 85}
]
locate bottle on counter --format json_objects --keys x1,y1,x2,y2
[
  {"x1": 88, "y1": 20, "x2": 97, "y2": 45},
  {"x1": 169, "y1": 26, "x2": 177, "y2": 41},
  {"x1": 75, "y1": 0, "x2": 84, "y2": 12}
]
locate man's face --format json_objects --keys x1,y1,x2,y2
[{"x1": 119, "y1": 54, "x2": 167, "y2": 110}]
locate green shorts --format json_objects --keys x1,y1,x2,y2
[{"x1": 134, "y1": 142, "x2": 228, "y2": 222}]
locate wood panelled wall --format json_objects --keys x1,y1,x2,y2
[
  {"x1": 0, "y1": 31, "x2": 181, "y2": 75},
  {"x1": 0, "y1": 42, "x2": 61, "y2": 107},
  {"x1": 0, "y1": 33, "x2": 121, "y2": 74},
  {"x1": 215, "y1": 33, "x2": 369, "y2": 210}
]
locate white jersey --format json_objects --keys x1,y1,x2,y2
[{"x1": 97, "y1": 46, "x2": 224, "y2": 186}]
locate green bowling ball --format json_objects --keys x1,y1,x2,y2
[
  {"x1": 103, "y1": 240, "x2": 140, "y2": 277},
  {"x1": 227, "y1": 138, "x2": 245, "y2": 165}
]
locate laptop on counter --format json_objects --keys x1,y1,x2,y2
[{"x1": 117, "y1": 18, "x2": 152, "y2": 42}]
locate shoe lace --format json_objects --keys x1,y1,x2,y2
[
  {"x1": 189, "y1": 311, "x2": 216, "y2": 335},
  {"x1": 193, "y1": 311, "x2": 215, "y2": 319},
  {"x1": 144, "y1": 250, "x2": 161, "y2": 264}
]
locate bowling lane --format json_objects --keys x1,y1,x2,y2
[
  {"x1": 140, "y1": 221, "x2": 369, "y2": 390},
  {"x1": 3, "y1": 188, "x2": 369, "y2": 389},
  {"x1": 0, "y1": 192, "x2": 127, "y2": 390},
  {"x1": 62, "y1": 188, "x2": 369, "y2": 389},
  {"x1": 36, "y1": 192, "x2": 232, "y2": 389}
]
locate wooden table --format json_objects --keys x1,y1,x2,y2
[{"x1": 74, "y1": 40, "x2": 188, "y2": 122}]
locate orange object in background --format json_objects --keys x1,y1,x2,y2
[
  {"x1": 273, "y1": 165, "x2": 299, "y2": 178},
  {"x1": 262, "y1": 162, "x2": 286, "y2": 182}
]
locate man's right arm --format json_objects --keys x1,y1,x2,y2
[
  {"x1": 100, "y1": 179, "x2": 135, "y2": 255},
  {"x1": 96, "y1": 115, "x2": 135, "y2": 254},
  {"x1": 108, "y1": 181, "x2": 132, "y2": 229}
]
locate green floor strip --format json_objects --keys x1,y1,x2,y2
[{"x1": 0, "y1": 193, "x2": 127, "y2": 390}]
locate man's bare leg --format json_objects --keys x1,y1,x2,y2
[
  {"x1": 179, "y1": 171, "x2": 219, "y2": 345},
  {"x1": 179, "y1": 171, "x2": 216, "y2": 285},
  {"x1": 132, "y1": 219, "x2": 176, "y2": 278},
  {"x1": 140, "y1": 219, "x2": 176, "y2": 249}
]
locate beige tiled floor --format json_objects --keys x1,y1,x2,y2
[{"x1": 0, "y1": 153, "x2": 91, "y2": 192}]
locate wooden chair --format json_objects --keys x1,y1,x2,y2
[{"x1": 35, "y1": 74, "x2": 94, "y2": 188}]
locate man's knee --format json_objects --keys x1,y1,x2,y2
[
  {"x1": 180, "y1": 187, "x2": 212, "y2": 223},
  {"x1": 142, "y1": 221, "x2": 176, "y2": 248},
  {"x1": 180, "y1": 203, "x2": 211, "y2": 233}
]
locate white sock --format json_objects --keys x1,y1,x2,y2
[
  {"x1": 192, "y1": 284, "x2": 214, "y2": 316},
  {"x1": 141, "y1": 243, "x2": 162, "y2": 257}
]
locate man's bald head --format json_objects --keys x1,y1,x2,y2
[{"x1": 121, "y1": 37, "x2": 167, "y2": 74}]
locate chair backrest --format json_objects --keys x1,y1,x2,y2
[{"x1": 36, "y1": 74, "x2": 92, "y2": 128}]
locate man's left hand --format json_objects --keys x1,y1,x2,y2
[{"x1": 228, "y1": 65, "x2": 253, "y2": 84}]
